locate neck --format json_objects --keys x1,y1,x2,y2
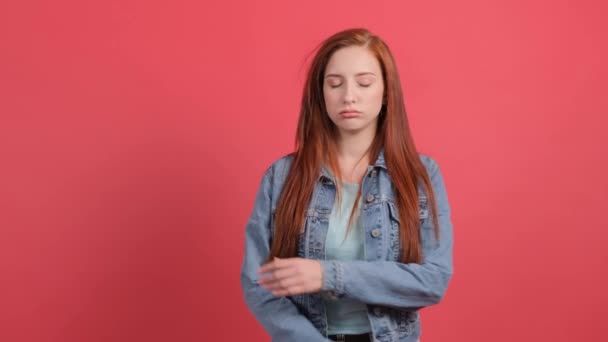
[{"x1": 336, "y1": 127, "x2": 376, "y2": 162}]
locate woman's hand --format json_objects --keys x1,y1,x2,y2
[{"x1": 257, "y1": 257, "x2": 323, "y2": 296}]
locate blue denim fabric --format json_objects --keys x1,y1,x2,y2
[{"x1": 240, "y1": 149, "x2": 454, "y2": 341}]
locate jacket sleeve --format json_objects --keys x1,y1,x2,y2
[
  {"x1": 240, "y1": 165, "x2": 329, "y2": 342},
  {"x1": 318, "y1": 157, "x2": 454, "y2": 310}
]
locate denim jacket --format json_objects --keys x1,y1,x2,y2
[{"x1": 240, "y1": 149, "x2": 454, "y2": 342}]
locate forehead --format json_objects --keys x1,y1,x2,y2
[{"x1": 324, "y1": 46, "x2": 382, "y2": 76}]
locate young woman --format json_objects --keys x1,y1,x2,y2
[{"x1": 240, "y1": 28, "x2": 454, "y2": 342}]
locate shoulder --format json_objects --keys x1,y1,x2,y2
[
  {"x1": 417, "y1": 152, "x2": 450, "y2": 209},
  {"x1": 417, "y1": 152, "x2": 448, "y2": 190},
  {"x1": 260, "y1": 152, "x2": 295, "y2": 184},
  {"x1": 270, "y1": 152, "x2": 295, "y2": 171},
  {"x1": 417, "y1": 152, "x2": 439, "y2": 175}
]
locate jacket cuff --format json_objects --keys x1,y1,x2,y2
[{"x1": 319, "y1": 260, "x2": 345, "y2": 299}]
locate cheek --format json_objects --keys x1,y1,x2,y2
[
  {"x1": 371, "y1": 86, "x2": 384, "y2": 103},
  {"x1": 323, "y1": 89, "x2": 335, "y2": 102},
  {"x1": 323, "y1": 91, "x2": 340, "y2": 111}
]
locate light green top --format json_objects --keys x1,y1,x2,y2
[{"x1": 324, "y1": 181, "x2": 371, "y2": 335}]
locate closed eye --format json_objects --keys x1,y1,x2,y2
[{"x1": 329, "y1": 84, "x2": 372, "y2": 89}]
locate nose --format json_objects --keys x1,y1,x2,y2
[{"x1": 343, "y1": 82, "x2": 357, "y2": 104}]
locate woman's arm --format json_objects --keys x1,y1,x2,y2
[
  {"x1": 319, "y1": 157, "x2": 454, "y2": 310},
  {"x1": 240, "y1": 165, "x2": 329, "y2": 342}
]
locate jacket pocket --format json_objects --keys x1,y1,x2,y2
[
  {"x1": 386, "y1": 196, "x2": 428, "y2": 224},
  {"x1": 417, "y1": 197, "x2": 439, "y2": 249},
  {"x1": 386, "y1": 197, "x2": 430, "y2": 260},
  {"x1": 386, "y1": 201, "x2": 402, "y2": 261}
]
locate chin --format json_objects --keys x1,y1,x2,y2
[{"x1": 336, "y1": 124, "x2": 367, "y2": 134}]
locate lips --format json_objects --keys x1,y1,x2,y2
[{"x1": 339, "y1": 110, "x2": 361, "y2": 118}]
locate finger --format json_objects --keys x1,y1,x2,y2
[
  {"x1": 257, "y1": 257, "x2": 293, "y2": 274},
  {"x1": 261, "y1": 273, "x2": 300, "y2": 291},
  {"x1": 268, "y1": 267, "x2": 298, "y2": 281},
  {"x1": 269, "y1": 257, "x2": 294, "y2": 269},
  {"x1": 257, "y1": 258, "x2": 280, "y2": 274},
  {"x1": 258, "y1": 267, "x2": 298, "y2": 287}
]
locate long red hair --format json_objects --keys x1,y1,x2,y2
[{"x1": 269, "y1": 28, "x2": 439, "y2": 264}]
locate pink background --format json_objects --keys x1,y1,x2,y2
[{"x1": 1, "y1": 0, "x2": 607, "y2": 341}]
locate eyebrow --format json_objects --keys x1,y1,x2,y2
[{"x1": 324, "y1": 72, "x2": 376, "y2": 78}]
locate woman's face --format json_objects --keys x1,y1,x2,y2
[{"x1": 323, "y1": 45, "x2": 385, "y2": 136}]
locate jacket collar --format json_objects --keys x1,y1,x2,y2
[
  {"x1": 319, "y1": 148, "x2": 387, "y2": 183},
  {"x1": 374, "y1": 148, "x2": 387, "y2": 169}
]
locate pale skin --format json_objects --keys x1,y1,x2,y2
[{"x1": 258, "y1": 45, "x2": 385, "y2": 297}]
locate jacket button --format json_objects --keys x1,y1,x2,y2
[
  {"x1": 366, "y1": 194, "x2": 375, "y2": 203},
  {"x1": 371, "y1": 229, "x2": 381, "y2": 238}
]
